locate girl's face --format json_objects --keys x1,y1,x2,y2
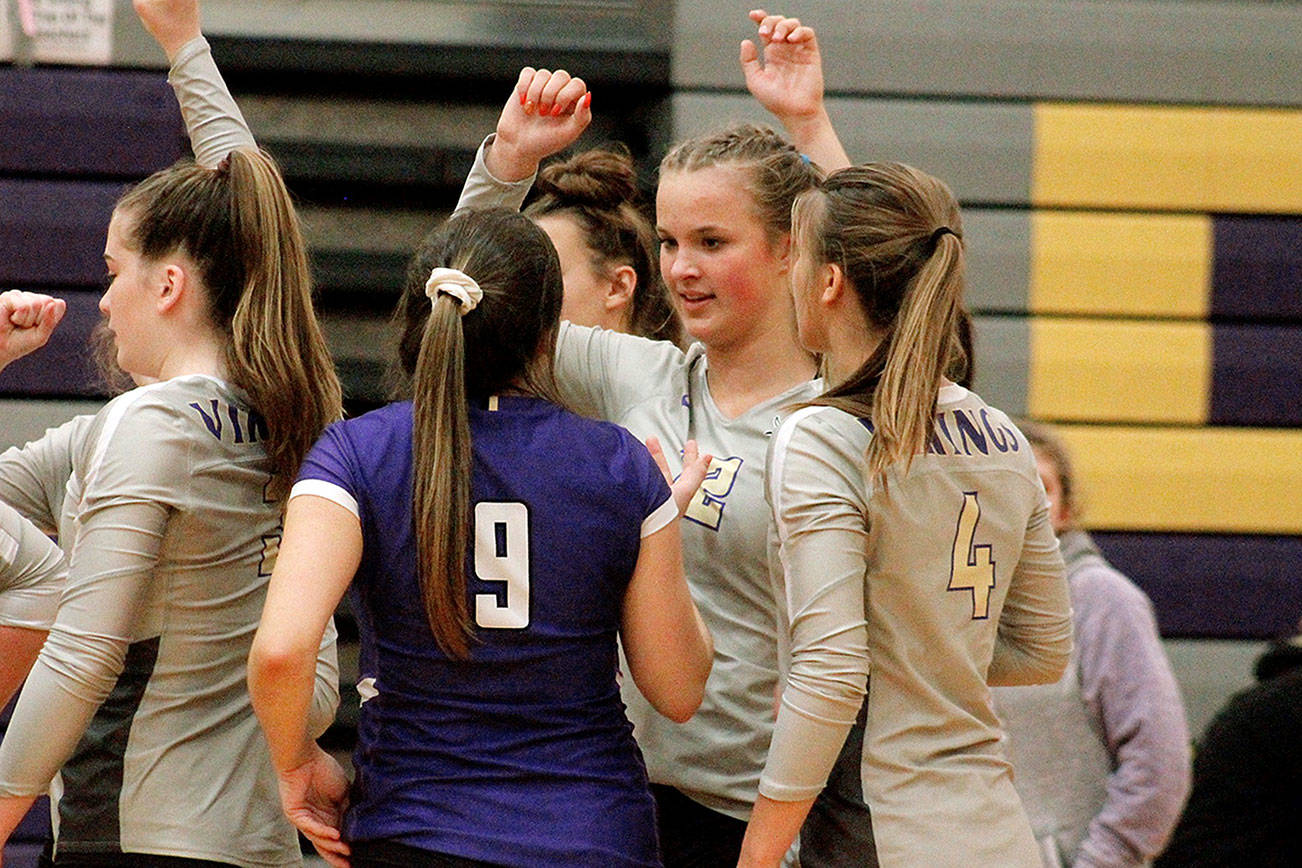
[
  {"x1": 655, "y1": 165, "x2": 793, "y2": 351},
  {"x1": 100, "y1": 210, "x2": 165, "y2": 379},
  {"x1": 534, "y1": 212, "x2": 629, "y2": 332}
]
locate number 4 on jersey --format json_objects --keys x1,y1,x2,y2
[{"x1": 948, "y1": 492, "x2": 996, "y2": 620}]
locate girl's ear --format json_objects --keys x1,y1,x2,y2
[
  {"x1": 155, "y1": 262, "x2": 188, "y2": 314},
  {"x1": 605, "y1": 265, "x2": 637, "y2": 312},
  {"x1": 820, "y1": 262, "x2": 845, "y2": 307}
]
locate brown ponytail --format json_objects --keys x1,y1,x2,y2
[
  {"x1": 410, "y1": 292, "x2": 474, "y2": 657},
  {"x1": 795, "y1": 162, "x2": 968, "y2": 482},
  {"x1": 115, "y1": 148, "x2": 342, "y2": 501},
  {"x1": 396, "y1": 208, "x2": 565, "y2": 656}
]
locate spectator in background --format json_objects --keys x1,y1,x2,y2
[
  {"x1": 993, "y1": 421, "x2": 1191, "y2": 867},
  {"x1": 1153, "y1": 625, "x2": 1302, "y2": 867}
]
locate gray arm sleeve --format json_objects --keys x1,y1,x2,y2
[
  {"x1": 168, "y1": 35, "x2": 256, "y2": 168},
  {"x1": 1075, "y1": 569, "x2": 1190, "y2": 866},
  {"x1": 308, "y1": 617, "x2": 341, "y2": 740},
  {"x1": 0, "y1": 404, "x2": 180, "y2": 797},
  {"x1": 454, "y1": 135, "x2": 536, "y2": 213},
  {"x1": 759, "y1": 412, "x2": 870, "y2": 801},
  {"x1": 0, "y1": 500, "x2": 66, "y2": 630},
  {"x1": 0, "y1": 499, "x2": 168, "y2": 796},
  {"x1": 0, "y1": 415, "x2": 94, "y2": 534},
  {"x1": 987, "y1": 499, "x2": 1073, "y2": 686}
]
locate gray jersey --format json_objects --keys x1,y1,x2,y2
[
  {"x1": 456, "y1": 138, "x2": 827, "y2": 817},
  {"x1": 762, "y1": 386, "x2": 1072, "y2": 866},
  {"x1": 0, "y1": 376, "x2": 309, "y2": 866},
  {"x1": 555, "y1": 324, "x2": 820, "y2": 818},
  {"x1": 0, "y1": 412, "x2": 339, "y2": 727}
]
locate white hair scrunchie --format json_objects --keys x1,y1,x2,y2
[{"x1": 424, "y1": 267, "x2": 483, "y2": 315}]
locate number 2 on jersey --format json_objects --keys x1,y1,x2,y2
[
  {"x1": 948, "y1": 492, "x2": 996, "y2": 620},
  {"x1": 474, "y1": 502, "x2": 530, "y2": 629}
]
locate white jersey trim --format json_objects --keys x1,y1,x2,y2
[
  {"x1": 83, "y1": 384, "x2": 162, "y2": 496},
  {"x1": 767, "y1": 405, "x2": 831, "y2": 544},
  {"x1": 641, "y1": 496, "x2": 677, "y2": 539},
  {"x1": 290, "y1": 479, "x2": 360, "y2": 519}
]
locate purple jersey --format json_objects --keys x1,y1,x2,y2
[{"x1": 294, "y1": 396, "x2": 675, "y2": 867}]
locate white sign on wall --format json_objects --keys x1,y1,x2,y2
[
  {"x1": 0, "y1": 2, "x2": 13, "y2": 62},
  {"x1": 30, "y1": 0, "x2": 115, "y2": 65}
]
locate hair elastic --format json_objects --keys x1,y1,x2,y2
[
  {"x1": 425, "y1": 267, "x2": 483, "y2": 315},
  {"x1": 929, "y1": 226, "x2": 960, "y2": 248}
]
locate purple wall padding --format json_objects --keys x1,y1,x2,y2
[
  {"x1": 1093, "y1": 532, "x2": 1302, "y2": 640},
  {"x1": 0, "y1": 67, "x2": 184, "y2": 177},
  {"x1": 0, "y1": 289, "x2": 105, "y2": 397},
  {"x1": 1211, "y1": 216, "x2": 1302, "y2": 322},
  {"x1": 0, "y1": 180, "x2": 121, "y2": 288},
  {"x1": 1210, "y1": 323, "x2": 1302, "y2": 426}
]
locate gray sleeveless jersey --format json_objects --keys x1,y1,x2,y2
[
  {"x1": 0, "y1": 376, "x2": 308, "y2": 865},
  {"x1": 762, "y1": 386, "x2": 1072, "y2": 865}
]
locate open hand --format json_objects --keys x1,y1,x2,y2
[
  {"x1": 276, "y1": 746, "x2": 352, "y2": 868},
  {"x1": 740, "y1": 10, "x2": 826, "y2": 126},
  {"x1": 133, "y1": 0, "x2": 203, "y2": 63},
  {"x1": 646, "y1": 437, "x2": 713, "y2": 517}
]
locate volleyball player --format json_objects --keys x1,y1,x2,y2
[
  {"x1": 248, "y1": 207, "x2": 713, "y2": 868},
  {"x1": 0, "y1": 130, "x2": 342, "y2": 865},
  {"x1": 451, "y1": 13, "x2": 855, "y2": 862},
  {"x1": 737, "y1": 163, "x2": 1073, "y2": 867},
  {"x1": 525, "y1": 146, "x2": 683, "y2": 343}
]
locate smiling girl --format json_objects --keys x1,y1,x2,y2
[{"x1": 452, "y1": 13, "x2": 850, "y2": 860}]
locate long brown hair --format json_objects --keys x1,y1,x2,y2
[
  {"x1": 794, "y1": 162, "x2": 968, "y2": 482},
  {"x1": 527, "y1": 146, "x2": 682, "y2": 344},
  {"x1": 395, "y1": 208, "x2": 565, "y2": 657},
  {"x1": 114, "y1": 148, "x2": 341, "y2": 501}
]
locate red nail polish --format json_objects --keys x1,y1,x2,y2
[
  {"x1": 551, "y1": 104, "x2": 563, "y2": 117},
  {"x1": 519, "y1": 91, "x2": 527, "y2": 106},
  {"x1": 582, "y1": 93, "x2": 592, "y2": 110}
]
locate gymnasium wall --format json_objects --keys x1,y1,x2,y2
[{"x1": 671, "y1": 0, "x2": 1302, "y2": 644}]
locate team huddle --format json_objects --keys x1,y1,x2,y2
[{"x1": 0, "y1": 2, "x2": 1086, "y2": 866}]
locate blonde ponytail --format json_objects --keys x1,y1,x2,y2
[
  {"x1": 868, "y1": 230, "x2": 964, "y2": 479},
  {"x1": 797, "y1": 162, "x2": 968, "y2": 483},
  {"x1": 114, "y1": 147, "x2": 342, "y2": 502},
  {"x1": 224, "y1": 149, "x2": 342, "y2": 500}
]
